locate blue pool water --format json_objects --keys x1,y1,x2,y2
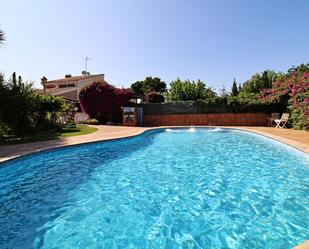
[{"x1": 0, "y1": 128, "x2": 308, "y2": 249}]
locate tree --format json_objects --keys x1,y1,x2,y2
[
  {"x1": 261, "y1": 70, "x2": 272, "y2": 89},
  {"x1": 231, "y1": 78, "x2": 239, "y2": 96},
  {"x1": 0, "y1": 74, "x2": 9, "y2": 137},
  {"x1": 0, "y1": 73, "x2": 65, "y2": 134},
  {"x1": 0, "y1": 29, "x2": 4, "y2": 45},
  {"x1": 131, "y1": 81, "x2": 143, "y2": 95},
  {"x1": 286, "y1": 63, "x2": 309, "y2": 78},
  {"x1": 167, "y1": 78, "x2": 216, "y2": 101},
  {"x1": 219, "y1": 85, "x2": 228, "y2": 97},
  {"x1": 238, "y1": 83, "x2": 242, "y2": 92},
  {"x1": 131, "y1": 76, "x2": 166, "y2": 95},
  {"x1": 241, "y1": 70, "x2": 280, "y2": 94},
  {"x1": 12, "y1": 72, "x2": 17, "y2": 85},
  {"x1": 146, "y1": 92, "x2": 165, "y2": 103}
]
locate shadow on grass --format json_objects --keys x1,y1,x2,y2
[{"x1": 0, "y1": 125, "x2": 97, "y2": 145}]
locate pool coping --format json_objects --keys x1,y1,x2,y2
[
  {"x1": 222, "y1": 126, "x2": 309, "y2": 155},
  {"x1": 0, "y1": 126, "x2": 308, "y2": 164},
  {"x1": 163, "y1": 126, "x2": 309, "y2": 156}
]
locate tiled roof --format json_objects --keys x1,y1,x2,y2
[
  {"x1": 46, "y1": 87, "x2": 79, "y2": 95},
  {"x1": 47, "y1": 74, "x2": 103, "y2": 84},
  {"x1": 48, "y1": 88, "x2": 79, "y2": 101},
  {"x1": 58, "y1": 90, "x2": 78, "y2": 101}
]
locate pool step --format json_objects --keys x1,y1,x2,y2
[{"x1": 293, "y1": 240, "x2": 309, "y2": 249}]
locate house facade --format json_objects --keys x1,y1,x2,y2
[{"x1": 42, "y1": 74, "x2": 105, "y2": 102}]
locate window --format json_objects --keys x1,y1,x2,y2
[
  {"x1": 46, "y1": 84, "x2": 56, "y2": 89},
  {"x1": 59, "y1": 84, "x2": 67, "y2": 88},
  {"x1": 68, "y1": 83, "x2": 76, "y2": 87}
]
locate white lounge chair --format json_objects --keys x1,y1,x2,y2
[
  {"x1": 268, "y1": 113, "x2": 280, "y2": 127},
  {"x1": 275, "y1": 113, "x2": 290, "y2": 128}
]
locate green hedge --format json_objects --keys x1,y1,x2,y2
[{"x1": 141, "y1": 97, "x2": 283, "y2": 115}]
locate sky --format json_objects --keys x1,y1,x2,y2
[{"x1": 0, "y1": 0, "x2": 308, "y2": 91}]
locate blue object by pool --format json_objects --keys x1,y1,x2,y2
[{"x1": 0, "y1": 128, "x2": 308, "y2": 248}]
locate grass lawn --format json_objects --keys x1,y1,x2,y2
[{"x1": 0, "y1": 124, "x2": 98, "y2": 145}]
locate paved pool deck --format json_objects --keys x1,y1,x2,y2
[{"x1": 0, "y1": 125, "x2": 308, "y2": 163}]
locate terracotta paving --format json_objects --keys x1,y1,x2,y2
[{"x1": 0, "y1": 125, "x2": 308, "y2": 163}]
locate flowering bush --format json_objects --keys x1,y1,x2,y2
[
  {"x1": 258, "y1": 72, "x2": 309, "y2": 130},
  {"x1": 114, "y1": 88, "x2": 133, "y2": 121},
  {"x1": 79, "y1": 82, "x2": 133, "y2": 123}
]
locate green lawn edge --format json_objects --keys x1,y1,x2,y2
[{"x1": 0, "y1": 125, "x2": 98, "y2": 145}]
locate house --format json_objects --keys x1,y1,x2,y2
[{"x1": 41, "y1": 73, "x2": 105, "y2": 102}]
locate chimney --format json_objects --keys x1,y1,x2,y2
[{"x1": 41, "y1": 76, "x2": 48, "y2": 93}]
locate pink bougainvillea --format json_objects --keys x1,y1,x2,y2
[
  {"x1": 258, "y1": 72, "x2": 309, "y2": 129},
  {"x1": 113, "y1": 88, "x2": 134, "y2": 120},
  {"x1": 79, "y1": 82, "x2": 133, "y2": 123}
]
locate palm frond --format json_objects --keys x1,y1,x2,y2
[{"x1": 0, "y1": 30, "x2": 5, "y2": 44}]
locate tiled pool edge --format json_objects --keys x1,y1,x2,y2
[
  {"x1": 0, "y1": 126, "x2": 308, "y2": 164},
  {"x1": 156, "y1": 126, "x2": 309, "y2": 156}
]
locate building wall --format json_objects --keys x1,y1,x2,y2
[
  {"x1": 77, "y1": 75, "x2": 105, "y2": 90},
  {"x1": 58, "y1": 90, "x2": 78, "y2": 100},
  {"x1": 142, "y1": 113, "x2": 269, "y2": 126},
  {"x1": 45, "y1": 74, "x2": 105, "y2": 101}
]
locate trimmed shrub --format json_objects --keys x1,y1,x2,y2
[{"x1": 146, "y1": 92, "x2": 165, "y2": 103}]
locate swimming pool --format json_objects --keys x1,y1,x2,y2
[{"x1": 0, "y1": 128, "x2": 308, "y2": 248}]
